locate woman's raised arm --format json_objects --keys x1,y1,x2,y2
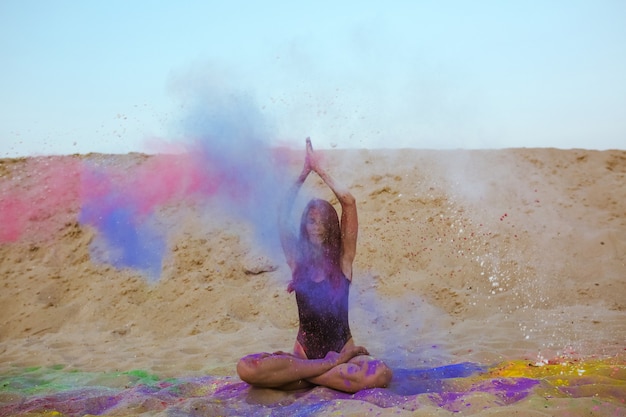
[
  {"x1": 306, "y1": 138, "x2": 358, "y2": 280},
  {"x1": 278, "y1": 152, "x2": 311, "y2": 271}
]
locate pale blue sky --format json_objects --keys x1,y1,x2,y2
[{"x1": 2, "y1": 1, "x2": 625, "y2": 156}]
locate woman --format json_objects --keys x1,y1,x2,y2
[{"x1": 237, "y1": 138, "x2": 392, "y2": 393}]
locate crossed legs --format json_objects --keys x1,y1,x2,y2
[{"x1": 236, "y1": 339, "x2": 392, "y2": 393}]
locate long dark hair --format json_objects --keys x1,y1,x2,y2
[{"x1": 290, "y1": 199, "x2": 344, "y2": 290}]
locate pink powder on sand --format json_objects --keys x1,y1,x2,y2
[
  {"x1": 0, "y1": 198, "x2": 28, "y2": 242},
  {"x1": 0, "y1": 157, "x2": 82, "y2": 243}
]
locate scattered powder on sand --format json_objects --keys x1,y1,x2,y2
[{"x1": 1, "y1": 149, "x2": 624, "y2": 416}]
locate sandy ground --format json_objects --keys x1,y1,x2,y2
[{"x1": 1, "y1": 148, "x2": 625, "y2": 416}]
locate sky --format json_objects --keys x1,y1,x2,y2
[{"x1": 1, "y1": 0, "x2": 625, "y2": 157}]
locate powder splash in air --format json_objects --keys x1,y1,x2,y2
[
  {"x1": 0, "y1": 156, "x2": 81, "y2": 243},
  {"x1": 78, "y1": 89, "x2": 290, "y2": 279}
]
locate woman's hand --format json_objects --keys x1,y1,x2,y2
[
  {"x1": 305, "y1": 137, "x2": 322, "y2": 174},
  {"x1": 296, "y1": 138, "x2": 313, "y2": 180},
  {"x1": 324, "y1": 345, "x2": 370, "y2": 366},
  {"x1": 340, "y1": 344, "x2": 370, "y2": 360}
]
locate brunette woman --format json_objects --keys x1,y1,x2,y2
[{"x1": 237, "y1": 138, "x2": 392, "y2": 393}]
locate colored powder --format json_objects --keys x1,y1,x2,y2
[
  {"x1": 0, "y1": 157, "x2": 81, "y2": 243},
  {"x1": 178, "y1": 90, "x2": 288, "y2": 252},
  {"x1": 489, "y1": 359, "x2": 618, "y2": 381},
  {"x1": 390, "y1": 362, "x2": 487, "y2": 396},
  {"x1": 0, "y1": 198, "x2": 27, "y2": 242},
  {"x1": 78, "y1": 89, "x2": 289, "y2": 279},
  {"x1": 1, "y1": 359, "x2": 624, "y2": 416},
  {"x1": 79, "y1": 162, "x2": 169, "y2": 280}
]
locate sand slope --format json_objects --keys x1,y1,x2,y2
[{"x1": 1, "y1": 149, "x2": 625, "y2": 415}]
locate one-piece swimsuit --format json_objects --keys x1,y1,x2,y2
[{"x1": 294, "y1": 273, "x2": 352, "y2": 359}]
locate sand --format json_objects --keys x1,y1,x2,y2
[{"x1": 1, "y1": 148, "x2": 625, "y2": 416}]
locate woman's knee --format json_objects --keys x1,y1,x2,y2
[
  {"x1": 364, "y1": 360, "x2": 393, "y2": 388},
  {"x1": 376, "y1": 362, "x2": 393, "y2": 387},
  {"x1": 236, "y1": 355, "x2": 262, "y2": 385}
]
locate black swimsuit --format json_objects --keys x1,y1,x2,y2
[{"x1": 294, "y1": 273, "x2": 352, "y2": 359}]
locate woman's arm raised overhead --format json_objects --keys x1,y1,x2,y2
[
  {"x1": 278, "y1": 149, "x2": 311, "y2": 271},
  {"x1": 306, "y1": 138, "x2": 358, "y2": 280}
]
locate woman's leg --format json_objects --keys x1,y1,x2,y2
[
  {"x1": 306, "y1": 355, "x2": 393, "y2": 393},
  {"x1": 237, "y1": 352, "x2": 320, "y2": 389},
  {"x1": 237, "y1": 345, "x2": 369, "y2": 390}
]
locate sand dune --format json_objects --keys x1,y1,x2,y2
[{"x1": 1, "y1": 149, "x2": 624, "y2": 416}]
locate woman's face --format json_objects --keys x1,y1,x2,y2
[{"x1": 305, "y1": 207, "x2": 326, "y2": 247}]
